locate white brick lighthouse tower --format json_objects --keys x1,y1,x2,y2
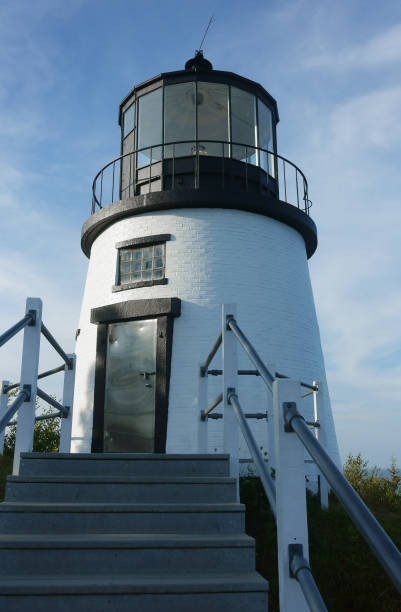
[{"x1": 71, "y1": 52, "x2": 341, "y2": 468}]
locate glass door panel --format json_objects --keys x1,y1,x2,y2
[{"x1": 103, "y1": 319, "x2": 157, "y2": 452}]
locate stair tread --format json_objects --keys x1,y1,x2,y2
[
  {"x1": 0, "y1": 572, "x2": 269, "y2": 594},
  {"x1": 7, "y1": 475, "x2": 235, "y2": 484},
  {"x1": 0, "y1": 533, "x2": 254, "y2": 548},
  {"x1": 0, "y1": 501, "x2": 245, "y2": 512},
  {"x1": 0, "y1": 454, "x2": 267, "y2": 603},
  {"x1": 20, "y1": 453, "x2": 230, "y2": 460}
]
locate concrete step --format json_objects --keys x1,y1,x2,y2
[
  {"x1": 0, "y1": 453, "x2": 269, "y2": 609},
  {"x1": 0, "y1": 572, "x2": 269, "y2": 612},
  {"x1": 0, "y1": 533, "x2": 256, "y2": 575},
  {"x1": 19, "y1": 453, "x2": 230, "y2": 477},
  {"x1": 5, "y1": 475, "x2": 237, "y2": 503},
  {"x1": 0, "y1": 502, "x2": 245, "y2": 534}
]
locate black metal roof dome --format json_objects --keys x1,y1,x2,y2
[{"x1": 185, "y1": 50, "x2": 213, "y2": 71}]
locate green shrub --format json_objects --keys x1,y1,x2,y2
[
  {"x1": 0, "y1": 388, "x2": 61, "y2": 500},
  {"x1": 343, "y1": 453, "x2": 401, "y2": 510}
]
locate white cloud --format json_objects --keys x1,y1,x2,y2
[
  {"x1": 329, "y1": 86, "x2": 401, "y2": 150},
  {"x1": 304, "y1": 22, "x2": 401, "y2": 71}
]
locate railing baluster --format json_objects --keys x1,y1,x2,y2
[
  {"x1": 149, "y1": 146, "x2": 153, "y2": 193},
  {"x1": 111, "y1": 161, "x2": 115, "y2": 203},
  {"x1": 59, "y1": 354, "x2": 76, "y2": 453},
  {"x1": 172, "y1": 144, "x2": 175, "y2": 190},
  {"x1": 296, "y1": 169, "x2": 300, "y2": 208},
  {"x1": 196, "y1": 142, "x2": 200, "y2": 189},
  {"x1": 221, "y1": 141, "x2": 225, "y2": 190},
  {"x1": 283, "y1": 158, "x2": 287, "y2": 202},
  {"x1": 0, "y1": 381, "x2": 9, "y2": 454},
  {"x1": 245, "y1": 147, "x2": 248, "y2": 191},
  {"x1": 100, "y1": 171, "x2": 103, "y2": 207},
  {"x1": 161, "y1": 139, "x2": 164, "y2": 191},
  {"x1": 129, "y1": 153, "x2": 132, "y2": 198},
  {"x1": 13, "y1": 298, "x2": 42, "y2": 475},
  {"x1": 222, "y1": 304, "x2": 239, "y2": 494}
]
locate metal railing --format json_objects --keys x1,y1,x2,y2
[
  {"x1": 284, "y1": 402, "x2": 401, "y2": 594},
  {"x1": 91, "y1": 140, "x2": 312, "y2": 215},
  {"x1": 0, "y1": 298, "x2": 76, "y2": 474},
  {"x1": 197, "y1": 304, "x2": 401, "y2": 611}
]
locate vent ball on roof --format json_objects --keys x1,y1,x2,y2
[{"x1": 185, "y1": 50, "x2": 213, "y2": 71}]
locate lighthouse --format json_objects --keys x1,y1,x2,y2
[{"x1": 71, "y1": 51, "x2": 341, "y2": 469}]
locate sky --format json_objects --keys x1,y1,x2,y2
[{"x1": 0, "y1": 0, "x2": 400, "y2": 468}]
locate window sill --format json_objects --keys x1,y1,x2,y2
[{"x1": 112, "y1": 278, "x2": 168, "y2": 292}]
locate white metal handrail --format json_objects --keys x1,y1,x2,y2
[
  {"x1": 284, "y1": 402, "x2": 401, "y2": 595},
  {"x1": 0, "y1": 298, "x2": 76, "y2": 472},
  {"x1": 197, "y1": 304, "x2": 401, "y2": 610}
]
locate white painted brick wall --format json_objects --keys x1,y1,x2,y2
[{"x1": 71, "y1": 208, "x2": 341, "y2": 468}]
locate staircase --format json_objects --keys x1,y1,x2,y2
[{"x1": 0, "y1": 453, "x2": 269, "y2": 611}]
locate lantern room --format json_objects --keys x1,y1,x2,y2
[{"x1": 117, "y1": 51, "x2": 279, "y2": 198}]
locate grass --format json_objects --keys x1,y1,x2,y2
[{"x1": 240, "y1": 476, "x2": 401, "y2": 612}]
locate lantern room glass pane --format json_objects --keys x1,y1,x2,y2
[
  {"x1": 197, "y1": 82, "x2": 229, "y2": 157},
  {"x1": 164, "y1": 82, "x2": 196, "y2": 158},
  {"x1": 231, "y1": 87, "x2": 257, "y2": 165},
  {"x1": 258, "y1": 99, "x2": 274, "y2": 177},
  {"x1": 123, "y1": 102, "x2": 135, "y2": 138},
  {"x1": 137, "y1": 88, "x2": 163, "y2": 167}
]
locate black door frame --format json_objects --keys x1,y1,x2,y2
[{"x1": 90, "y1": 297, "x2": 181, "y2": 453}]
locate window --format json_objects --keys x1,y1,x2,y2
[
  {"x1": 231, "y1": 87, "x2": 257, "y2": 164},
  {"x1": 128, "y1": 79, "x2": 276, "y2": 176},
  {"x1": 123, "y1": 103, "x2": 135, "y2": 138},
  {"x1": 113, "y1": 234, "x2": 170, "y2": 292},
  {"x1": 164, "y1": 82, "x2": 196, "y2": 158},
  {"x1": 197, "y1": 82, "x2": 229, "y2": 157},
  {"x1": 120, "y1": 244, "x2": 165, "y2": 283},
  {"x1": 257, "y1": 100, "x2": 274, "y2": 176},
  {"x1": 137, "y1": 88, "x2": 163, "y2": 167}
]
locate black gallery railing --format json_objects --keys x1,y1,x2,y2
[{"x1": 91, "y1": 140, "x2": 312, "y2": 215}]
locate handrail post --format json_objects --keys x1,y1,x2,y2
[
  {"x1": 13, "y1": 298, "x2": 42, "y2": 475},
  {"x1": 273, "y1": 377, "x2": 310, "y2": 611},
  {"x1": 0, "y1": 381, "x2": 9, "y2": 454},
  {"x1": 266, "y1": 362, "x2": 276, "y2": 474},
  {"x1": 59, "y1": 354, "x2": 76, "y2": 453},
  {"x1": 222, "y1": 304, "x2": 239, "y2": 496},
  {"x1": 197, "y1": 363, "x2": 208, "y2": 453},
  {"x1": 313, "y1": 381, "x2": 329, "y2": 510}
]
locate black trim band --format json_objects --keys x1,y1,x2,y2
[
  {"x1": 116, "y1": 234, "x2": 171, "y2": 250},
  {"x1": 112, "y1": 278, "x2": 168, "y2": 292},
  {"x1": 91, "y1": 297, "x2": 181, "y2": 324},
  {"x1": 82, "y1": 188, "x2": 317, "y2": 259}
]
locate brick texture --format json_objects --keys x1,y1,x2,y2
[{"x1": 71, "y1": 208, "x2": 341, "y2": 469}]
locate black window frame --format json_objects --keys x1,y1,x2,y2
[{"x1": 112, "y1": 233, "x2": 171, "y2": 293}]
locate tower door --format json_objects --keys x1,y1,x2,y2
[{"x1": 103, "y1": 319, "x2": 157, "y2": 452}]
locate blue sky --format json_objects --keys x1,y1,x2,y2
[{"x1": 1, "y1": 0, "x2": 401, "y2": 468}]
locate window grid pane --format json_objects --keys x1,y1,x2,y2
[{"x1": 119, "y1": 244, "x2": 165, "y2": 284}]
